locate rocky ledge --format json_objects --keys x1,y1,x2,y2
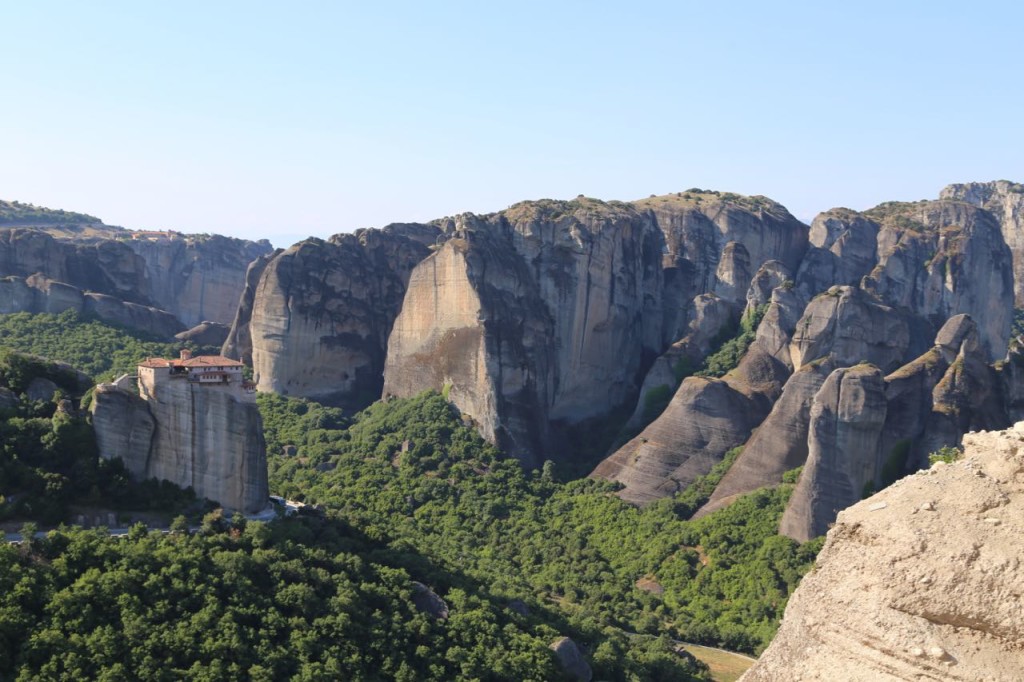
[{"x1": 742, "y1": 424, "x2": 1024, "y2": 681}]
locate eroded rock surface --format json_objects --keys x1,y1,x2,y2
[
  {"x1": 251, "y1": 225, "x2": 438, "y2": 408},
  {"x1": 743, "y1": 424, "x2": 1024, "y2": 681},
  {"x1": 91, "y1": 373, "x2": 268, "y2": 514},
  {"x1": 127, "y1": 234, "x2": 273, "y2": 327}
]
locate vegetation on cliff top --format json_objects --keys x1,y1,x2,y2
[{"x1": 0, "y1": 199, "x2": 100, "y2": 226}]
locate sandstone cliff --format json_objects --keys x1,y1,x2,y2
[
  {"x1": 940, "y1": 180, "x2": 1024, "y2": 306},
  {"x1": 0, "y1": 228, "x2": 153, "y2": 304},
  {"x1": 0, "y1": 223, "x2": 271, "y2": 336},
  {"x1": 250, "y1": 224, "x2": 438, "y2": 407},
  {"x1": 92, "y1": 376, "x2": 268, "y2": 514},
  {"x1": 742, "y1": 424, "x2": 1024, "y2": 681},
  {"x1": 0, "y1": 273, "x2": 185, "y2": 337},
  {"x1": 127, "y1": 234, "x2": 273, "y2": 327},
  {"x1": 222, "y1": 250, "x2": 281, "y2": 364},
  {"x1": 383, "y1": 193, "x2": 808, "y2": 465}
]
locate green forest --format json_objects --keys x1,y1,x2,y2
[
  {"x1": 0, "y1": 310, "x2": 217, "y2": 381},
  {"x1": 0, "y1": 311, "x2": 825, "y2": 679},
  {"x1": 260, "y1": 392, "x2": 822, "y2": 657}
]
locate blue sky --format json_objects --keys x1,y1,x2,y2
[{"x1": 2, "y1": 1, "x2": 1021, "y2": 246}]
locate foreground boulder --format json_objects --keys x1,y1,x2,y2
[{"x1": 742, "y1": 425, "x2": 1024, "y2": 681}]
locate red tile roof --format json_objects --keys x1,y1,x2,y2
[{"x1": 138, "y1": 355, "x2": 244, "y2": 369}]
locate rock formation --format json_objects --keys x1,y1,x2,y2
[
  {"x1": 127, "y1": 234, "x2": 273, "y2": 327},
  {"x1": 250, "y1": 224, "x2": 439, "y2": 407},
  {"x1": 175, "y1": 321, "x2": 232, "y2": 348},
  {"x1": 862, "y1": 200, "x2": 1012, "y2": 362},
  {"x1": 91, "y1": 355, "x2": 268, "y2": 513},
  {"x1": 0, "y1": 273, "x2": 185, "y2": 337},
  {"x1": 222, "y1": 250, "x2": 281, "y2": 364},
  {"x1": 777, "y1": 365, "x2": 888, "y2": 540},
  {"x1": 742, "y1": 424, "x2": 1024, "y2": 681},
  {"x1": 0, "y1": 228, "x2": 152, "y2": 304},
  {"x1": 384, "y1": 193, "x2": 808, "y2": 465},
  {"x1": 940, "y1": 180, "x2": 1024, "y2": 305},
  {"x1": 0, "y1": 221, "x2": 271, "y2": 337}
]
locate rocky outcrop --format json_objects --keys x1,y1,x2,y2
[
  {"x1": 382, "y1": 235, "x2": 553, "y2": 461},
  {"x1": 127, "y1": 234, "x2": 272, "y2": 327},
  {"x1": 596, "y1": 269, "x2": 807, "y2": 503},
  {"x1": 384, "y1": 200, "x2": 666, "y2": 462},
  {"x1": 697, "y1": 361, "x2": 832, "y2": 517},
  {"x1": 90, "y1": 384, "x2": 156, "y2": 470},
  {"x1": 0, "y1": 226, "x2": 271, "y2": 336},
  {"x1": 862, "y1": 200, "x2": 1013, "y2": 361},
  {"x1": 0, "y1": 273, "x2": 185, "y2": 337},
  {"x1": 0, "y1": 228, "x2": 152, "y2": 304},
  {"x1": 794, "y1": 209, "x2": 878, "y2": 297},
  {"x1": 635, "y1": 191, "x2": 809, "y2": 342},
  {"x1": 251, "y1": 224, "x2": 438, "y2": 407},
  {"x1": 383, "y1": 194, "x2": 810, "y2": 465},
  {"x1": 789, "y1": 286, "x2": 909, "y2": 372},
  {"x1": 410, "y1": 582, "x2": 449, "y2": 620},
  {"x1": 624, "y1": 293, "x2": 736, "y2": 430},
  {"x1": 222, "y1": 251, "x2": 280, "y2": 364},
  {"x1": 778, "y1": 365, "x2": 888, "y2": 541},
  {"x1": 940, "y1": 180, "x2": 1024, "y2": 306},
  {"x1": 176, "y1": 321, "x2": 232, "y2": 348},
  {"x1": 549, "y1": 637, "x2": 593, "y2": 682},
  {"x1": 593, "y1": 376, "x2": 762, "y2": 504},
  {"x1": 743, "y1": 425, "x2": 1024, "y2": 681},
  {"x1": 91, "y1": 375, "x2": 268, "y2": 514}
]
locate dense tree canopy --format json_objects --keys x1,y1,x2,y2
[{"x1": 261, "y1": 391, "x2": 823, "y2": 656}]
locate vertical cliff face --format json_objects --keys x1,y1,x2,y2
[
  {"x1": 91, "y1": 373, "x2": 268, "y2": 514},
  {"x1": 383, "y1": 236, "x2": 554, "y2": 461},
  {"x1": 940, "y1": 180, "x2": 1024, "y2": 306},
  {"x1": 862, "y1": 200, "x2": 1013, "y2": 361},
  {"x1": 127, "y1": 235, "x2": 274, "y2": 327},
  {"x1": 634, "y1": 192, "x2": 809, "y2": 343},
  {"x1": 778, "y1": 365, "x2": 888, "y2": 541},
  {"x1": 250, "y1": 224, "x2": 438, "y2": 408},
  {"x1": 383, "y1": 199, "x2": 665, "y2": 463},
  {"x1": 222, "y1": 250, "x2": 281, "y2": 364}
]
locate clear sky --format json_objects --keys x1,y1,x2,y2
[{"x1": 2, "y1": 1, "x2": 1021, "y2": 247}]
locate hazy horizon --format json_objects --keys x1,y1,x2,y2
[{"x1": 3, "y1": 2, "x2": 1021, "y2": 248}]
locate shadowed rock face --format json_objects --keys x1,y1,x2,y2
[
  {"x1": 778, "y1": 365, "x2": 888, "y2": 541},
  {"x1": 384, "y1": 201, "x2": 664, "y2": 463},
  {"x1": 222, "y1": 251, "x2": 281, "y2": 364},
  {"x1": 940, "y1": 180, "x2": 1024, "y2": 306},
  {"x1": 636, "y1": 193, "x2": 809, "y2": 343},
  {"x1": 743, "y1": 424, "x2": 1024, "y2": 681},
  {"x1": 0, "y1": 228, "x2": 153, "y2": 304},
  {"x1": 862, "y1": 200, "x2": 1013, "y2": 362},
  {"x1": 592, "y1": 376, "x2": 762, "y2": 504},
  {"x1": 0, "y1": 273, "x2": 185, "y2": 337},
  {"x1": 383, "y1": 236, "x2": 553, "y2": 462},
  {"x1": 127, "y1": 235, "x2": 274, "y2": 327},
  {"x1": 251, "y1": 224, "x2": 439, "y2": 408}
]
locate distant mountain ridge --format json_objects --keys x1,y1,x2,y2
[{"x1": 0, "y1": 199, "x2": 273, "y2": 333}]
